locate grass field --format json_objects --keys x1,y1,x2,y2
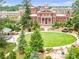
[{"x1": 25, "y1": 32, "x2": 76, "y2": 47}]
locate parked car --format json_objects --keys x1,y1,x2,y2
[{"x1": 62, "y1": 28, "x2": 69, "y2": 32}]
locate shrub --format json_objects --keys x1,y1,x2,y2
[
  {"x1": 62, "y1": 28, "x2": 69, "y2": 32},
  {"x1": 52, "y1": 22, "x2": 62, "y2": 29},
  {"x1": 46, "y1": 48, "x2": 53, "y2": 52},
  {"x1": 45, "y1": 56, "x2": 52, "y2": 59},
  {"x1": 30, "y1": 29, "x2": 43, "y2": 52}
]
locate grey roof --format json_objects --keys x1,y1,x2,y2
[{"x1": 2, "y1": 28, "x2": 12, "y2": 33}]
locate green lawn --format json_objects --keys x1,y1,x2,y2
[{"x1": 25, "y1": 32, "x2": 76, "y2": 47}]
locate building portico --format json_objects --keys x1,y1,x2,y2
[{"x1": 41, "y1": 17, "x2": 52, "y2": 25}]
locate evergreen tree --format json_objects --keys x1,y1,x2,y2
[
  {"x1": 72, "y1": 0, "x2": 79, "y2": 15},
  {"x1": 65, "y1": 18, "x2": 73, "y2": 31},
  {"x1": 52, "y1": 22, "x2": 62, "y2": 29},
  {"x1": 30, "y1": 29, "x2": 43, "y2": 52},
  {"x1": 0, "y1": 18, "x2": 5, "y2": 31},
  {"x1": 33, "y1": 20, "x2": 40, "y2": 30},
  {"x1": 0, "y1": 32, "x2": 7, "y2": 48},
  {"x1": 24, "y1": 46, "x2": 32, "y2": 59},
  {"x1": 20, "y1": 0, "x2": 32, "y2": 31},
  {"x1": 17, "y1": 30, "x2": 27, "y2": 54},
  {"x1": 7, "y1": 51, "x2": 16, "y2": 59},
  {"x1": 0, "y1": 50, "x2": 5, "y2": 59},
  {"x1": 72, "y1": 0, "x2": 79, "y2": 23},
  {"x1": 66, "y1": 47, "x2": 79, "y2": 59},
  {"x1": 72, "y1": 0, "x2": 79, "y2": 36},
  {"x1": 74, "y1": 20, "x2": 79, "y2": 38}
]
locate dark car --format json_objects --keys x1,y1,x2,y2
[{"x1": 62, "y1": 28, "x2": 69, "y2": 32}]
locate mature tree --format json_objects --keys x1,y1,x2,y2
[
  {"x1": 0, "y1": 18, "x2": 6, "y2": 30},
  {"x1": 72, "y1": 0, "x2": 79, "y2": 16},
  {"x1": 66, "y1": 47, "x2": 79, "y2": 59},
  {"x1": 3, "y1": 17, "x2": 21, "y2": 32},
  {"x1": 74, "y1": 20, "x2": 79, "y2": 38},
  {"x1": 20, "y1": 0, "x2": 32, "y2": 31},
  {"x1": 0, "y1": 32, "x2": 7, "y2": 48},
  {"x1": 0, "y1": 5, "x2": 21, "y2": 11},
  {"x1": 65, "y1": 18, "x2": 73, "y2": 31},
  {"x1": 30, "y1": 29, "x2": 43, "y2": 52},
  {"x1": 0, "y1": 50, "x2": 5, "y2": 59},
  {"x1": 33, "y1": 20, "x2": 40, "y2": 30},
  {"x1": 7, "y1": 51, "x2": 16, "y2": 59},
  {"x1": 52, "y1": 22, "x2": 62, "y2": 29},
  {"x1": 0, "y1": 17, "x2": 15, "y2": 31},
  {"x1": 72, "y1": 0, "x2": 79, "y2": 23},
  {"x1": 24, "y1": 46, "x2": 32, "y2": 59},
  {"x1": 74, "y1": 19, "x2": 79, "y2": 31},
  {"x1": 17, "y1": 30, "x2": 27, "y2": 54},
  {"x1": 72, "y1": 0, "x2": 79, "y2": 36}
]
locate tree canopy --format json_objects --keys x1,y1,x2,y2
[
  {"x1": 30, "y1": 29, "x2": 43, "y2": 52},
  {"x1": 20, "y1": 0, "x2": 32, "y2": 31},
  {"x1": 66, "y1": 47, "x2": 79, "y2": 59}
]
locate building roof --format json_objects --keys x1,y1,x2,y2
[
  {"x1": 2, "y1": 28, "x2": 12, "y2": 33},
  {"x1": 30, "y1": 14, "x2": 37, "y2": 16},
  {"x1": 51, "y1": 6, "x2": 72, "y2": 8},
  {"x1": 0, "y1": 11, "x2": 19, "y2": 13},
  {"x1": 56, "y1": 14, "x2": 66, "y2": 16},
  {"x1": 37, "y1": 11, "x2": 41, "y2": 13}
]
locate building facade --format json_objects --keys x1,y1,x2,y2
[
  {"x1": 0, "y1": 4, "x2": 72, "y2": 26},
  {"x1": 29, "y1": 5, "x2": 72, "y2": 26}
]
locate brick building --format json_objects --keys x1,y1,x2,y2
[
  {"x1": 28, "y1": 4, "x2": 72, "y2": 26},
  {"x1": 0, "y1": 4, "x2": 72, "y2": 26}
]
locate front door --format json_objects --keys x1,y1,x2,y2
[{"x1": 45, "y1": 18, "x2": 48, "y2": 24}]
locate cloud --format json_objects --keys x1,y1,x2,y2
[
  {"x1": 3, "y1": 0, "x2": 75, "y2": 6},
  {"x1": 63, "y1": 0, "x2": 74, "y2": 6},
  {"x1": 49, "y1": 0, "x2": 74, "y2": 6},
  {"x1": 2, "y1": 3, "x2": 14, "y2": 6}
]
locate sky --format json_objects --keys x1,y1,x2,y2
[{"x1": 4, "y1": 0, "x2": 75, "y2": 6}]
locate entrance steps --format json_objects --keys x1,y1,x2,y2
[{"x1": 41, "y1": 26, "x2": 52, "y2": 31}]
